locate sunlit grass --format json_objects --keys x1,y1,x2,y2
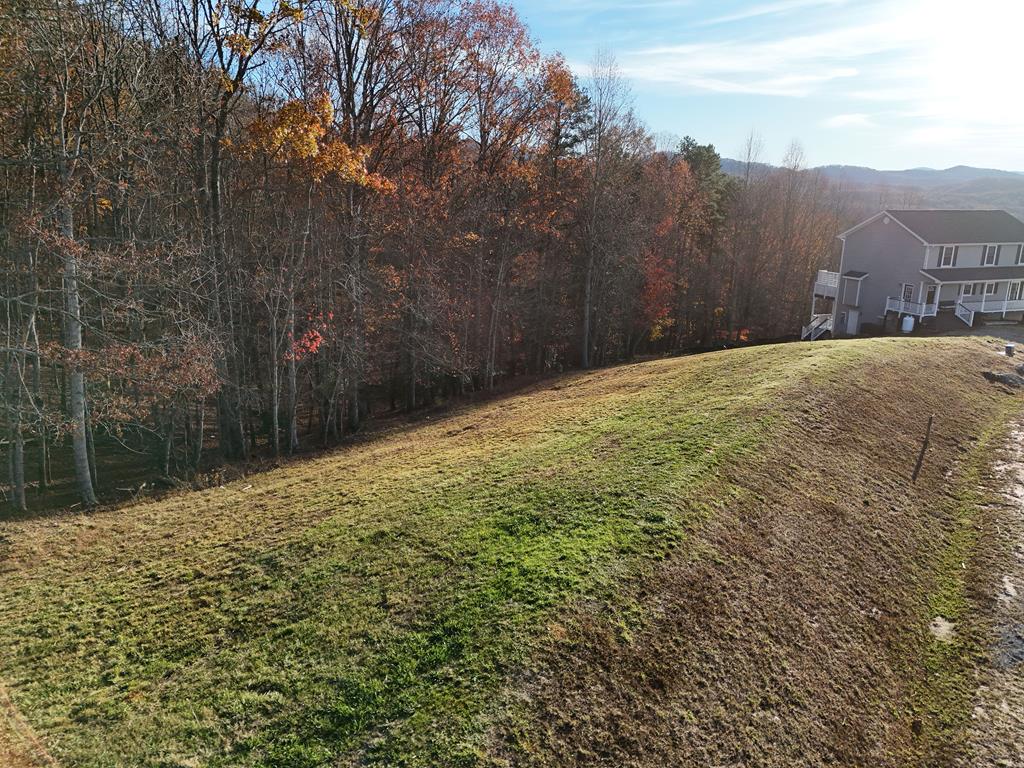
[{"x1": 0, "y1": 336, "x2": 1013, "y2": 767}]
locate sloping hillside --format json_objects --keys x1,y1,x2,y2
[{"x1": 0, "y1": 337, "x2": 1021, "y2": 767}]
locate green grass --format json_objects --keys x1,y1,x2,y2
[
  {"x1": 0, "y1": 336, "x2": 1018, "y2": 767},
  {"x1": 912, "y1": 415, "x2": 1014, "y2": 761}
]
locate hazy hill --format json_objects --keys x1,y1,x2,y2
[
  {"x1": 0, "y1": 336, "x2": 1020, "y2": 766},
  {"x1": 814, "y1": 164, "x2": 1023, "y2": 188},
  {"x1": 721, "y1": 160, "x2": 1024, "y2": 219}
]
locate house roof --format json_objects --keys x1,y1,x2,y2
[
  {"x1": 921, "y1": 266, "x2": 1024, "y2": 282},
  {"x1": 842, "y1": 270, "x2": 868, "y2": 279},
  {"x1": 887, "y1": 209, "x2": 1024, "y2": 245}
]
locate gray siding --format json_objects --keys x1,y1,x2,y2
[
  {"x1": 834, "y1": 216, "x2": 926, "y2": 335},
  {"x1": 925, "y1": 243, "x2": 1023, "y2": 269},
  {"x1": 938, "y1": 283, "x2": 961, "y2": 303}
]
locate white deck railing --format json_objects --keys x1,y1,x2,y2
[
  {"x1": 959, "y1": 297, "x2": 1024, "y2": 314},
  {"x1": 955, "y1": 302, "x2": 975, "y2": 326},
  {"x1": 813, "y1": 270, "x2": 839, "y2": 298},
  {"x1": 885, "y1": 297, "x2": 938, "y2": 317}
]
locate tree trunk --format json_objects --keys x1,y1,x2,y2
[
  {"x1": 269, "y1": 311, "x2": 280, "y2": 457},
  {"x1": 347, "y1": 189, "x2": 364, "y2": 433},
  {"x1": 7, "y1": 415, "x2": 26, "y2": 513},
  {"x1": 485, "y1": 255, "x2": 508, "y2": 389},
  {"x1": 193, "y1": 399, "x2": 205, "y2": 472},
  {"x1": 286, "y1": 293, "x2": 299, "y2": 453},
  {"x1": 30, "y1": 324, "x2": 48, "y2": 489},
  {"x1": 60, "y1": 197, "x2": 97, "y2": 506},
  {"x1": 87, "y1": 404, "x2": 98, "y2": 489},
  {"x1": 162, "y1": 410, "x2": 174, "y2": 477},
  {"x1": 208, "y1": 113, "x2": 244, "y2": 461},
  {"x1": 581, "y1": 248, "x2": 594, "y2": 369}
]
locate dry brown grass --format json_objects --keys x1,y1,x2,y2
[
  {"x1": 0, "y1": 335, "x2": 1021, "y2": 767},
  {"x1": 496, "y1": 336, "x2": 1024, "y2": 767}
]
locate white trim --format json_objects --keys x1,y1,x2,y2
[
  {"x1": 997, "y1": 244, "x2": 1015, "y2": 264},
  {"x1": 838, "y1": 209, "x2": 1024, "y2": 246},
  {"x1": 930, "y1": 241, "x2": 1024, "y2": 247},
  {"x1": 841, "y1": 272, "x2": 868, "y2": 305},
  {"x1": 836, "y1": 210, "x2": 928, "y2": 244},
  {"x1": 961, "y1": 282, "x2": 979, "y2": 297},
  {"x1": 836, "y1": 211, "x2": 885, "y2": 240},
  {"x1": 842, "y1": 277, "x2": 856, "y2": 305},
  {"x1": 832, "y1": 236, "x2": 847, "y2": 331}
]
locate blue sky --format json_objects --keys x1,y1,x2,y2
[{"x1": 510, "y1": 0, "x2": 1024, "y2": 171}]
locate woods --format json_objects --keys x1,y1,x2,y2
[{"x1": 1, "y1": 0, "x2": 853, "y2": 510}]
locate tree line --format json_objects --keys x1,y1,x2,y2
[{"x1": 1, "y1": 0, "x2": 856, "y2": 511}]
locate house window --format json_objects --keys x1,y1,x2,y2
[
  {"x1": 998, "y1": 244, "x2": 1020, "y2": 264},
  {"x1": 962, "y1": 283, "x2": 978, "y2": 297},
  {"x1": 983, "y1": 245, "x2": 999, "y2": 266},
  {"x1": 1015, "y1": 244, "x2": 1024, "y2": 265},
  {"x1": 901, "y1": 283, "x2": 914, "y2": 301},
  {"x1": 1010, "y1": 281, "x2": 1024, "y2": 301},
  {"x1": 940, "y1": 245, "x2": 958, "y2": 266},
  {"x1": 986, "y1": 282, "x2": 998, "y2": 295}
]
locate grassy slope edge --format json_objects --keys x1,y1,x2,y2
[{"x1": 0, "y1": 336, "x2": 1019, "y2": 767}]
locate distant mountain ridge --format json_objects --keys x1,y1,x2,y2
[
  {"x1": 720, "y1": 160, "x2": 1024, "y2": 219},
  {"x1": 812, "y1": 164, "x2": 1023, "y2": 188}
]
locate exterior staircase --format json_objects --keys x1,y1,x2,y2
[{"x1": 801, "y1": 313, "x2": 833, "y2": 341}]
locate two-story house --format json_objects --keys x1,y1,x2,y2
[{"x1": 803, "y1": 209, "x2": 1024, "y2": 339}]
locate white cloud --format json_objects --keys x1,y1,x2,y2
[
  {"x1": 822, "y1": 113, "x2": 874, "y2": 128},
  {"x1": 698, "y1": 0, "x2": 849, "y2": 26},
  {"x1": 618, "y1": 8, "x2": 920, "y2": 97},
  {"x1": 619, "y1": 66, "x2": 858, "y2": 97},
  {"x1": 549, "y1": 0, "x2": 1024, "y2": 166},
  {"x1": 605, "y1": 0, "x2": 1024, "y2": 165}
]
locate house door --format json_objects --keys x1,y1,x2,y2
[
  {"x1": 900, "y1": 283, "x2": 914, "y2": 302},
  {"x1": 846, "y1": 309, "x2": 859, "y2": 335},
  {"x1": 925, "y1": 284, "x2": 937, "y2": 306}
]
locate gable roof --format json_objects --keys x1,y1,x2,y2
[
  {"x1": 886, "y1": 209, "x2": 1024, "y2": 245},
  {"x1": 837, "y1": 211, "x2": 925, "y2": 242}
]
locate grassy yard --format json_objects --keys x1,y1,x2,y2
[{"x1": 0, "y1": 336, "x2": 1020, "y2": 767}]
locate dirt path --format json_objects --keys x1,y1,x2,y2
[{"x1": 966, "y1": 423, "x2": 1024, "y2": 766}]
